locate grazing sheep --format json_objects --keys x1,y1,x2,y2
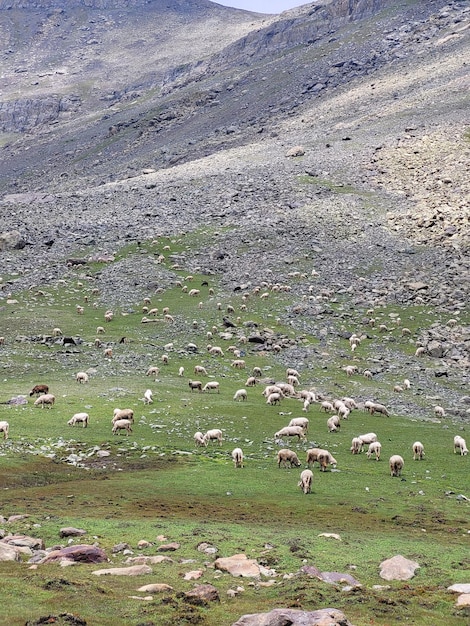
[
  {"x1": 306, "y1": 448, "x2": 323, "y2": 468},
  {"x1": 203, "y1": 381, "x2": 220, "y2": 393},
  {"x1": 454, "y1": 435, "x2": 468, "y2": 456},
  {"x1": 393, "y1": 385, "x2": 403, "y2": 393},
  {"x1": 29, "y1": 384, "x2": 49, "y2": 397},
  {"x1": 205, "y1": 429, "x2": 223, "y2": 445},
  {"x1": 434, "y1": 405, "x2": 446, "y2": 418},
  {"x1": 341, "y1": 397, "x2": 358, "y2": 410},
  {"x1": 96, "y1": 326, "x2": 105, "y2": 334},
  {"x1": 76, "y1": 305, "x2": 84, "y2": 315},
  {"x1": 188, "y1": 288, "x2": 200, "y2": 297},
  {"x1": 103, "y1": 347, "x2": 113, "y2": 358},
  {"x1": 288, "y1": 417, "x2": 309, "y2": 433},
  {"x1": 317, "y1": 450, "x2": 338, "y2": 472},
  {"x1": 276, "y1": 383, "x2": 296, "y2": 397},
  {"x1": 52, "y1": 327, "x2": 63, "y2": 337},
  {"x1": 143, "y1": 389, "x2": 153, "y2": 405},
  {"x1": 350, "y1": 437, "x2": 363, "y2": 455},
  {"x1": 415, "y1": 346, "x2": 426, "y2": 357},
  {"x1": 208, "y1": 346, "x2": 224, "y2": 357},
  {"x1": 231, "y1": 359, "x2": 246, "y2": 369},
  {"x1": 112, "y1": 419, "x2": 133, "y2": 436},
  {"x1": 68, "y1": 412, "x2": 89, "y2": 428},
  {"x1": 76, "y1": 371, "x2": 89, "y2": 384},
  {"x1": 412, "y1": 441, "x2": 425, "y2": 460},
  {"x1": 194, "y1": 365, "x2": 208, "y2": 376},
  {"x1": 343, "y1": 365, "x2": 358, "y2": 376},
  {"x1": 369, "y1": 403, "x2": 389, "y2": 417},
  {"x1": 112, "y1": 408, "x2": 134, "y2": 423},
  {"x1": 274, "y1": 426, "x2": 306, "y2": 441},
  {"x1": 0, "y1": 421, "x2": 9, "y2": 439},
  {"x1": 367, "y1": 441, "x2": 382, "y2": 461},
  {"x1": 188, "y1": 380, "x2": 203, "y2": 393},
  {"x1": 252, "y1": 367, "x2": 262, "y2": 377},
  {"x1": 298, "y1": 469, "x2": 313, "y2": 494},
  {"x1": 286, "y1": 368, "x2": 300, "y2": 379},
  {"x1": 146, "y1": 366, "x2": 160, "y2": 377},
  {"x1": 34, "y1": 393, "x2": 55, "y2": 409},
  {"x1": 320, "y1": 401, "x2": 334, "y2": 413},
  {"x1": 245, "y1": 376, "x2": 257, "y2": 387},
  {"x1": 233, "y1": 389, "x2": 247, "y2": 402},
  {"x1": 302, "y1": 398, "x2": 311, "y2": 412},
  {"x1": 327, "y1": 415, "x2": 341, "y2": 432},
  {"x1": 164, "y1": 314, "x2": 175, "y2": 323},
  {"x1": 287, "y1": 375, "x2": 300, "y2": 387},
  {"x1": 194, "y1": 431, "x2": 207, "y2": 447},
  {"x1": 389, "y1": 454, "x2": 404, "y2": 477},
  {"x1": 104, "y1": 310, "x2": 114, "y2": 322},
  {"x1": 337, "y1": 404, "x2": 350, "y2": 420},
  {"x1": 299, "y1": 390, "x2": 316, "y2": 404},
  {"x1": 232, "y1": 447, "x2": 244, "y2": 468},
  {"x1": 178, "y1": 366, "x2": 185, "y2": 377},
  {"x1": 277, "y1": 449, "x2": 301, "y2": 468},
  {"x1": 403, "y1": 379, "x2": 411, "y2": 389},
  {"x1": 266, "y1": 392, "x2": 282, "y2": 406},
  {"x1": 363, "y1": 369, "x2": 373, "y2": 380},
  {"x1": 401, "y1": 327, "x2": 412, "y2": 337},
  {"x1": 359, "y1": 433, "x2": 378, "y2": 446},
  {"x1": 161, "y1": 354, "x2": 169, "y2": 365}
]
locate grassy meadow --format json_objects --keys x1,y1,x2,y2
[{"x1": 0, "y1": 236, "x2": 468, "y2": 626}]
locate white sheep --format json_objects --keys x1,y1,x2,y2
[
  {"x1": 350, "y1": 437, "x2": 363, "y2": 454},
  {"x1": 302, "y1": 399, "x2": 311, "y2": 412},
  {"x1": 208, "y1": 346, "x2": 224, "y2": 357},
  {"x1": 178, "y1": 366, "x2": 185, "y2": 377},
  {"x1": 454, "y1": 435, "x2": 468, "y2": 456},
  {"x1": 412, "y1": 441, "x2": 425, "y2": 460},
  {"x1": 288, "y1": 417, "x2": 309, "y2": 433},
  {"x1": 298, "y1": 469, "x2": 313, "y2": 494},
  {"x1": 103, "y1": 347, "x2": 113, "y2": 358},
  {"x1": 274, "y1": 426, "x2": 306, "y2": 441},
  {"x1": 277, "y1": 449, "x2": 301, "y2": 468},
  {"x1": 266, "y1": 392, "x2": 282, "y2": 406},
  {"x1": 252, "y1": 367, "x2": 263, "y2": 377},
  {"x1": 343, "y1": 365, "x2": 358, "y2": 376},
  {"x1": 359, "y1": 433, "x2": 378, "y2": 446},
  {"x1": 306, "y1": 448, "x2": 323, "y2": 468},
  {"x1": 287, "y1": 375, "x2": 300, "y2": 387},
  {"x1": 194, "y1": 365, "x2": 208, "y2": 376},
  {"x1": 112, "y1": 419, "x2": 133, "y2": 436},
  {"x1": 327, "y1": 415, "x2": 341, "y2": 432},
  {"x1": 232, "y1": 447, "x2": 244, "y2": 468},
  {"x1": 231, "y1": 359, "x2": 246, "y2": 369},
  {"x1": 389, "y1": 454, "x2": 404, "y2": 477},
  {"x1": 112, "y1": 408, "x2": 134, "y2": 423},
  {"x1": 34, "y1": 393, "x2": 55, "y2": 409},
  {"x1": 0, "y1": 420, "x2": 9, "y2": 439},
  {"x1": 403, "y1": 379, "x2": 411, "y2": 389},
  {"x1": 188, "y1": 380, "x2": 203, "y2": 392},
  {"x1": 341, "y1": 397, "x2": 358, "y2": 410},
  {"x1": 286, "y1": 368, "x2": 300, "y2": 379},
  {"x1": 52, "y1": 327, "x2": 63, "y2": 337},
  {"x1": 245, "y1": 376, "x2": 257, "y2": 387},
  {"x1": 76, "y1": 371, "x2": 89, "y2": 384},
  {"x1": 369, "y1": 403, "x2": 389, "y2": 417},
  {"x1": 434, "y1": 405, "x2": 446, "y2": 418},
  {"x1": 415, "y1": 346, "x2": 426, "y2": 357},
  {"x1": 320, "y1": 401, "x2": 334, "y2": 413},
  {"x1": 317, "y1": 450, "x2": 337, "y2": 472},
  {"x1": 143, "y1": 389, "x2": 153, "y2": 405},
  {"x1": 68, "y1": 412, "x2": 89, "y2": 428},
  {"x1": 363, "y1": 369, "x2": 373, "y2": 380},
  {"x1": 233, "y1": 389, "x2": 247, "y2": 402},
  {"x1": 203, "y1": 381, "x2": 220, "y2": 393},
  {"x1": 146, "y1": 366, "x2": 160, "y2": 377},
  {"x1": 194, "y1": 431, "x2": 207, "y2": 447},
  {"x1": 205, "y1": 429, "x2": 223, "y2": 445},
  {"x1": 96, "y1": 326, "x2": 105, "y2": 334},
  {"x1": 276, "y1": 383, "x2": 296, "y2": 397},
  {"x1": 161, "y1": 354, "x2": 169, "y2": 365},
  {"x1": 367, "y1": 441, "x2": 382, "y2": 461}
]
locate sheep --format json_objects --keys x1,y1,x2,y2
[
  {"x1": 359, "y1": 433, "x2": 378, "y2": 446},
  {"x1": 0, "y1": 421, "x2": 9, "y2": 439},
  {"x1": 299, "y1": 390, "x2": 316, "y2": 404},
  {"x1": 286, "y1": 368, "x2": 300, "y2": 379},
  {"x1": 112, "y1": 408, "x2": 134, "y2": 423},
  {"x1": 104, "y1": 310, "x2": 114, "y2": 322},
  {"x1": 29, "y1": 384, "x2": 49, "y2": 397},
  {"x1": 164, "y1": 314, "x2": 175, "y2": 323},
  {"x1": 286, "y1": 375, "x2": 300, "y2": 387},
  {"x1": 188, "y1": 288, "x2": 200, "y2": 297},
  {"x1": 298, "y1": 469, "x2": 313, "y2": 494},
  {"x1": 393, "y1": 385, "x2": 403, "y2": 393},
  {"x1": 96, "y1": 326, "x2": 105, "y2": 334},
  {"x1": 369, "y1": 403, "x2": 389, "y2": 417},
  {"x1": 252, "y1": 367, "x2": 262, "y2": 377},
  {"x1": 208, "y1": 346, "x2": 224, "y2": 357},
  {"x1": 403, "y1": 378, "x2": 411, "y2": 389},
  {"x1": 306, "y1": 448, "x2": 323, "y2": 468},
  {"x1": 401, "y1": 327, "x2": 412, "y2": 337},
  {"x1": 76, "y1": 305, "x2": 84, "y2": 315},
  {"x1": 0, "y1": 337, "x2": 4, "y2": 345},
  {"x1": 232, "y1": 447, "x2": 244, "y2": 468},
  {"x1": 415, "y1": 346, "x2": 426, "y2": 357},
  {"x1": 194, "y1": 365, "x2": 208, "y2": 376},
  {"x1": 178, "y1": 367, "x2": 185, "y2": 377},
  {"x1": 267, "y1": 392, "x2": 282, "y2": 406},
  {"x1": 143, "y1": 389, "x2": 153, "y2": 405},
  {"x1": 103, "y1": 347, "x2": 113, "y2": 358},
  {"x1": 203, "y1": 381, "x2": 220, "y2": 393},
  {"x1": 233, "y1": 389, "x2": 247, "y2": 402},
  {"x1": 34, "y1": 394, "x2": 55, "y2": 409},
  {"x1": 277, "y1": 449, "x2": 301, "y2": 468},
  {"x1": 341, "y1": 397, "x2": 358, "y2": 410},
  {"x1": 301, "y1": 399, "x2": 311, "y2": 412},
  {"x1": 412, "y1": 441, "x2": 425, "y2": 460},
  {"x1": 68, "y1": 412, "x2": 89, "y2": 428},
  {"x1": 363, "y1": 369, "x2": 373, "y2": 380},
  {"x1": 317, "y1": 450, "x2": 338, "y2": 472},
  {"x1": 276, "y1": 383, "x2": 296, "y2": 397},
  {"x1": 337, "y1": 404, "x2": 350, "y2": 420},
  {"x1": 454, "y1": 435, "x2": 468, "y2": 456},
  {"x1": 245, "y1": 376, "x2": 257, "y2": 387},
  {"x1": 327, "y1": 415, "x2": 341, "y2": 432},
  {"x1": 288, "y1": 417, "x2": 309, "y2": 433},
  {"x1": 434, "y1": 405, "x2": 446, "y2": 418},
  {"x1": 343, "y1": 365, "x2": 358, "y2": 376},
  {"x1": 231, "y1": 359, "x2": 246, "y2": 369},
  {"x1": 274, "y1": 426, "x2": 306, "y2": 441},
  {"x1": 76, "y1": 371, "x2": 89, "y2": 384},
  {"x1": 112, "y1": 419, "x2": 133, "y2": 436},
  {"x1": 163, "y1": 342, "x2": 174, "y2": 352},
  {"x1": 161, "y1": 354, "x2": 169, "y2": 365},
  {"x1": 320, "y1": 401, "x2": 334, "y2": 413},
  {"x1": 194, "y1": 431, "x2": 207, "y2": 447},
  {"x1": 146, "y1": 366, "x2": 160, "y2": 377},
  {"x1": 389, "y1": 454, "x2": 404, "y2": 477},
  {"x1": 204, "y1": 429, "x2": 223, "y2": 445},
  {"x1": 188, "y1": 380, "x2": 203, "y2": 393},
  {"x1": 367, "y1": 441, "x2": 382, "y2": 461},
  {"x1": 350, "y1": 437, "x2": 363, "y2": 454},
  {"x1": 52, "y1": 327, "x2": 63, "y2": 337}
]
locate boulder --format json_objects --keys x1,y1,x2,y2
[
  {"x1": 214, "y1": 554, "x2": 261, "y2": 577},
  {"x1": 379, "y1": 555, "x2": 420, "y2": 580},
  {"x1": 184, "y1": 583, "x2": 219, "y2": 604},
  {"x1": 455, "y1": 594, "x2": 470, "y2": 607},
  {"x1": 0, "y1": 542, "x2": 22, "y2": 562},
  {"x1": 157, "y1": 541, "x2": 180, "y2": 551},
  {"x1": 125, "y1": 555, "x2": 173, "y2": 565},
  {"x1": 137, "y1": 583, "x2": 174, "y2": 593},
  {"x1": 93, "y1": 564, "x2": 152, "y2": 576},
  {"x1": 232, "y1": 608, "x2": 354, "y2": 625},
  {"x1": 41, "y1": 545, "x2": 107, "y2": 564},
  {"x1": 0, "y1": 231, "x2": 26, "y2": 251},
  {"x1": 2, "y1": 535, "x2": 44, "y2": 550},
  {"x1": 60, "y1": 527, "x2": 87, "y2": 538},
  {"x1": 448, "y1": 583, "x2": 470, "y2": 594},
  {"x1": 286, "y1": 146, "x2": 305, "y2": 157}
]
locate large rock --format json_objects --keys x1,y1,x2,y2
[
  {"x1": 379, "y1": 555, "x2": 420, "y2": 581},
  {"x1": 232, "y1": 608, "x2": 354, "y2": 626},
  {"x1": 93, "y1": 564, "x2": 152, "y2": 576},
  {"x1": 0, "y1": 542, "x2": 22, "y2": 562},
  {"x1": 184, "y1": 584, "x2": 219, "y2": 604},
  {"x1": 0, "y1": 231, "x2": 26, "y2": 251},
  {"x1": 214, "y1": 554, "x2": 260, "y2": 577},
  {"x1": 41, "y1": 545, "x2": 107, "y2": 564},
  {"x1": 2, "y1": 535, "x2": 44, "y2": 550}
]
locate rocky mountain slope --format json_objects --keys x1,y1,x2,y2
[{"x1": 0, "y1": 0, "x2": 469, "y2": 384}]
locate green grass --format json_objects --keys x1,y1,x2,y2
[{"x1": 0, "y1": 237, "x2": 468, "y2": 626}]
